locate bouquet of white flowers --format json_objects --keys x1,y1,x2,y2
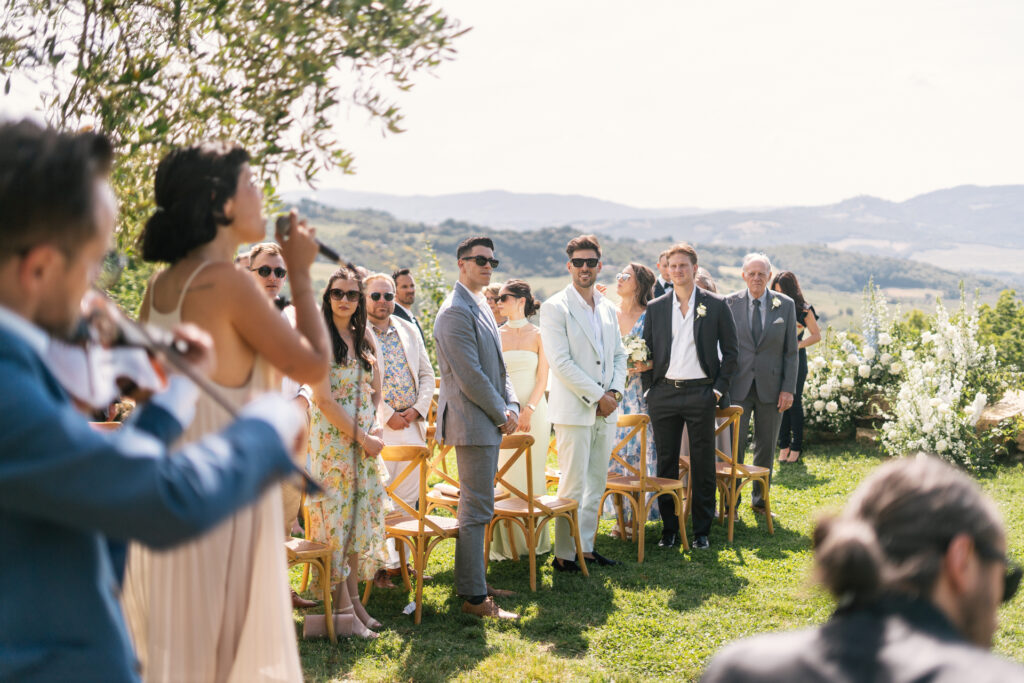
[{"x1": 623, "y1": 334, "x2": 649, "y2": 366}]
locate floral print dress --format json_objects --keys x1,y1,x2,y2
[{"x1": 307, "y1": 359, "x2": 390, "y2": 584}]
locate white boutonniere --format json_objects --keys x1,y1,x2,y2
[
  {"x1": 696, "y1": 303, "x2": 707, "y2": 318},
  {"x1": 771, "y1": 297, "x2": 781, "y2": 310}
]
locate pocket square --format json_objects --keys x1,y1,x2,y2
[{"x1": 772, "y1": 318, "x2": 784, "y2": 325}]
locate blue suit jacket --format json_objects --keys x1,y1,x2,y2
[{"x1": 0, "y1": 325, "x2": 295, "y2": 682}]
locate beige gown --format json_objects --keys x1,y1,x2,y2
[{"x1": 121, "y1": 263, "x2": 302, "y2": 683}]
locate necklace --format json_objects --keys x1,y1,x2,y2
[{"x1": 505, "y1": 317, "x2": 529, "y2": 329}]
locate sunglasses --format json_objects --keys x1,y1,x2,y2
[
  {"x1": 497, "y1": 293, "x2": 520, "y2": 302},
  {"x1": 976, "y1": 543, "x2": 1023, "y2": 603},
  {"x1": 615, "y1": 272, "x2": 632, "y2": 281},
  {"x1": 461, "y1": 255, "x2": 500, "y2": 268},
  {"x1": 570, "y1": 257, "x2": 600, "y2": 268},
  {"x1": 329, "y1": 288, "x2": 361, "y2": 302},
  {"x1": 251, "y1": 266, "x2": 287, "y2": 278},
  {"x1": 369, "y1": 292, "x2": 395, "y2": 302}
]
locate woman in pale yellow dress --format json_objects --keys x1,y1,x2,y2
[
  {"x1": 123, "y1": 142, "x2": 332, "y2": 682},
  {"x1": 489, "y1": 279, "x2": 552, "y2": 560}
]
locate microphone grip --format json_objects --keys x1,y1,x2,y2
[{"x1": 276, "y1": 213, "x2": 344, "y2": 264}]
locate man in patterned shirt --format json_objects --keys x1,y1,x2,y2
[{"x1": 365, "y1": 273, "x2": 436, "y2": 583}]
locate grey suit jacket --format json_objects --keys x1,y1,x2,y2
[
  {"x1": 725, "y1": 289, "x2": 799, "y2": 403},
  {"x1": 433, "y1": 282, "x2": 519, "y2": 446}
]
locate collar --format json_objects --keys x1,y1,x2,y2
[
  {"x1": 370, "y1": 319, "x2": 395, "y2": 337},
  {"x1": 456, "y1": 280, "x2": 487, "y2": 307},
  {"x1": 748, "y1": 288, "x2": 768, "y2": 307},
  {"x1": 395, "y1": 301, "x2": 414, "y2": 316},
  {"x1": 839, "y1": 594, "x2": 966, "y2": 644},
  {"x1": 568, "y1": 283, "x2": 602, "y2": 311},
  {"x1": 658, "y1": 276, "x2": 672, "y2": 288},
  {"x1": 673, "y1": 285, "x2": 697, "y2": 313},
  {"x1": 0, "y1": 304, "x2": 49, "y2": 356}
]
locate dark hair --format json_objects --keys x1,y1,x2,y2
[
  {"x1": 813, "y1": 454, "x2": 1002, "y2": 605},
  {"x1": 0, "y1": 120, "x2": 113, "y2": 259},
  {"x1": 566, "y1": 234, "x2": 601, "y2": 258},
  {"x1": 500, "y1": 279, "x2": 541, "y2": 317},
  {"x1": 138, "y1": 142, "x2": 251, "y2": 263},
  {"x1": 392, "y1": 267, "x2": 413, "y2": 283},
  {"x1": 626, "y1": 263, "x2": 656, "y2": 308},
  {"x1": 456, "y1": 236, "x2": 494, "y2": 259},
  {"x1": 771, "y1": 271, "x2": 808, "y2": 313},
  {"x1": 321, "y1": 264, "x2": 373, "y2": 371},
  {"x1": 665, "y1": 242, "x2": 698, "y2": 266}
]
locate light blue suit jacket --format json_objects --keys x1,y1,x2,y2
[
  {"x1": 540, "y1": 284, "x2": 627, "y2": 426},
  {"x1": 0, "y1": 324, "x2": 296, "y2": 682}
]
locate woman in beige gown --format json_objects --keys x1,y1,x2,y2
[
  {"x1": 489, "y1": 279, "x2": 552, "y2": 560},
  {"x1": 122, "y1": 143, "x2": 331, "y2": 682}
]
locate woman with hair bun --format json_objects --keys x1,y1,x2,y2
[
  {"x1": 491, "y1": 278, "x2": 552, "y2": 559},
  {"x1": 770, "y1": 270, "x2": 820, "y2": 463},
  {"x1": 123, "y1": 142, "x2": 331, "y2": 682}
]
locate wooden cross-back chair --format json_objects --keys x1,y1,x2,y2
[
  {"x1": 423, "y1": 426, "x2": 510, "y2": 515},
  {"x1": 713, "y1": 406, "x2": 773, "y2": 541},
  {"x1": 599, "y1": 413, "x2": 687, "y2": 562},
  {"x1": 485, "y1": 433, "x2": 589, "y2": 590},
  {"x1": 286, "y1": 489, "x2": 336, "y2": 642},
  {"x1": 361, "y1": 444, "x2": 458, "y2": 624}
]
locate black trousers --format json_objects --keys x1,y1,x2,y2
[
  {"x1": 648, "y1": 382, "x2": 717, "y2": 537},
  {"x1": 778, "y1": 351, "x2": 809, "y2": 451}
]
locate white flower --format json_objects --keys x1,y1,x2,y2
[
  {"x1": 841, "y1": 377, "x2": 855, "y2": 389},
  {"x1": 901, "y1": 350, "x2": 914, "y2": 362},
  {"x1": 863, "y1": 347, "x2": 876, "y2": 361},
  {"x1": 771, "y1": 297, "x2": 781, "y2": 310},
  {"x1": 696, "y1": 303, "x2": 707, "y2": 318},
  {"x1": 840, "y1": 396, "x2": 850, "y2": 405},
  {"x1": 889, "y1": 362, "x2": 902, "y2": 374},
  {"x1": 814, "y1": 400, "x2": 826, "y2": 412},
  {"x1": 922, "y1": 422, "x2": 934, "y2": 434},
  {"x1": 936, "y1": 439, "x2": 948, "y2": 453},
  {"x1": 858, "y1": 364, "x2": 871, "y2": 378},
  {"x1": 847, "y1": 354, "x2": 860, "y2": 366},
  {"x1": 819, "y1": 385, "x2": 832, "y2": 399},
  {"x1": 880, "y1": 353, "x2": 892, "y2": 365},
  {"x1": 878, "y1": 332, "x2": 892, "y2": 346},
  {"x1": 826, "y1": 401, "x2": 839, "y2": 413},
  {"x1": 969, "y1": 392, "x2": 988, "y2": 427}
]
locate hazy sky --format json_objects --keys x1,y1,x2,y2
[
  {"x1": 5, "y1": 0, "x2": 1023, "y2": 209},
  {"x1": 307, "y1": 0, "x2": 1024, "y2": 208}
]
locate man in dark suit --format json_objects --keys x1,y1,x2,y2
[
  {"x1": 392, "y1": 267, "x2": 426, "y2": 342},
  {"x1": 0, "y1": 121, "x2": 309, "y2": 682},
  {"x1": 725, "y1": 253, "x2": 798, "y2": 514},
  {"x1": 642, "y1": 243, "x2": 737, "y2": 550},
  {"x1": 434, "y1": 236, "x2": 519, "y2": 620},
  {"x1": 652, "y1": 249, "x2": 673, "y2": 299},
  {"x1": 700, "y1": 454, "x2": 1024, "y2": 682}
]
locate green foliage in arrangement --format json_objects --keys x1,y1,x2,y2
[
  {"x1": 0, "y1": 0, "x2": 466, "y2": 251},
  {"x1": 412, "y1": 240, "x2": 448, "y2": 370},
  {"x1": 978, "y1": 290, "x2": 1024, "y2": 373}
]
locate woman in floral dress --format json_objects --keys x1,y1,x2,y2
[
  {"x1": 607, "y1": 263, "x2": 661, "y2": 532},
  {"x1": 308, "y1": 265, "x2": 389, "y2": 639}
]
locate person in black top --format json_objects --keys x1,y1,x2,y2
[{"x1": 770, "y1": 271, "x2": 820, "y2": 463}]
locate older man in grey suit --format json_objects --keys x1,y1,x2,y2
[
  {"x1": 434, "y1": 235, "x2": 520, "y2": 620},
  {"x1": 726, "y1": 253, "x2": 798, "y2": 514}
]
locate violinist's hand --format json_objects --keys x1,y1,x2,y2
[
  {"x1": 169, "y1": 323, "x2": 216, "y2": 379},
  {"x1": 275, "y1": 209, "x2": 319, "y2": 273}
]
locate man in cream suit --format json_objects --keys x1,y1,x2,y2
[
  {"x1": 541, "y1": 234, "x2": 627, "y2": 572},
  {"x1": 725, "y1": 253, "x2": 799, "y2": 514}
]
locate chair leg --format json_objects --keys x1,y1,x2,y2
[
  {"x1": 570, "y1": 510, "x2": 589, "y2": 578},
  {"x1": 613, "y1": 493, "x2": 627, "y2": 540},
  {"x1": 526, "y1": 516, "x2": 537, "y2": 592},
  {"x1": 361, "y1": 574, "x2": 373, "y2": 604},
  {"x1": 675, "y1": 490, "x2": 688, "y2": 549},
  {"x1": 727, "y1": 480, "x2": 738, "y2": 543},
  {"x1": 507, "y1": 518, "x2": 519, "y2": 560},
  {"x1": 300, "y1": 563, "x2": 311, "y2": 593},
  {"x1": 320, "y1": 559, "x2": 336, "y2": 643},
  {"x1": 414, "y1": 537, "x2": 426, "y2": 625},
  {"x1": 484, "y1": 519, "x2": 495, "y2": 570},
  {"x1": 398, "y1": 540, "x2": 412, "y2": 590},
  {"x1": 763, "y1": 478, "x2": 775, "y2": 535}
]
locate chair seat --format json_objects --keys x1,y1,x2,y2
[
  {"x1": 427, "y1": 484, "x2": 509, "y2": 503},
  {"x1": 386, "y1": 513, "x2": 459, "y2": 536},
  {"x1": 606, "y1": 474, "x2": 683, "y2": 491},
  {"x1": 284, "y1": 537, "x2": 331, "y2": 560},
  {"x1": 716, "y1": 462, "x2": 770, "y2": 476},
  {"x1": 493, "y1": 494, "x2": 577, "y2": 515}
]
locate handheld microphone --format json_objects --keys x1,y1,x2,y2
[{"x1": 275, "y1": 214, "x2": 344, "y2": 264}]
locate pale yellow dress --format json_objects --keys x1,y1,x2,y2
[
  {"x1": 121, "y1": 263, "x2": 302, "y2": 683},
  {"x1": 489, "y1": 348, "x2": 552, "y2": 560}
]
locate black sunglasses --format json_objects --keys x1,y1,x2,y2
[
  {"x1": 497, "y1": 293, "x2": 520, "y2": 302},
  {"x1": 369, "y1": 292, "x2": 395, "y2": 302},
  {"x1": 570, "y1": 257, "x2": 600, "y2": 268},
  {"x1": 461, "y1": 255, "x2": 500, "y2": 268},
  {"x1": 329, "y1": 288, "x2": 361, "y2": 302},
  {"x1": 976, "y1": 543, "x2": 1023, "y2": 603},
  {"x1": 251, "y1": 266, "x2": 287, "y2": 278}
]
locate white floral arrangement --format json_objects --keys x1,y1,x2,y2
[
  {"x1": 803, "y1": 329, "x2": 865, "y2": 434},
  {"x1": 623, "y1": 334, "x2": 649, "y2": 365}
]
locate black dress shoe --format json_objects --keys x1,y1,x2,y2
[
  {"x1": 586, "y1": 551, "x2": 620, "y2": 566},
  {"x1": 692, "y1": 535, "x2": 710, "y2": 550},
  {"x1": 552, "y1": 556, "x2": 581, "y2": 573},
  {"x1": 658, "y1": 532, "x2": 679, "y2": 548}
]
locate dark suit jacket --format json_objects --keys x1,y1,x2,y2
[
  {"x1": 393, "y1": 302, "x2": 425, "y2": 342},
  {"x1": 700, "y1": 596, "x2": 1024, "y2": 683},
  {"x1": 641, "y1": 287, "x2": 738, "y2": 408},
  {"x1": 0, "y1": 323, "x2": 295, "y2": 682},
  {"x1": 653, "y1": 279, "x2": 672, "y2": 299}
]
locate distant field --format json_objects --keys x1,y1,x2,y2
[{"x1": 911, "y1": 243, "x2": 1024, "y2": 276}]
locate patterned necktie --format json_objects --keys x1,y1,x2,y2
[{"x1": 752, "y1": 298, "x2": 763, "y2": 344}]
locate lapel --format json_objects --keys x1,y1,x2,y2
[
  {"x1": 391, "y1": 318, "x2": 417, "y2": 375},
  {"x1": 564, "y1": 285, "x2": 601, "y2": 355},
  {"x1": 455, "y1": 284, "x2": 502, "y2": 359},
  {"x1": 758, "y1": 294, "x2": 782, "y2": 349},
  {"x1": 692, "y1": 287, "x2": 705, "y2": 348},
  {"x1": 729, "y1": 290, "x2": 749, "y2": 341}
]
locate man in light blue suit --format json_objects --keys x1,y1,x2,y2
[
  {"x1": 541, "y1": 234, "x2": 627, "y2": 572},
  {"x1": 434, "y1": 235, "x2": 520, "y2": 620},
  {"x1": 0, "y1": 121, "x2": 306, "y2": 682}
]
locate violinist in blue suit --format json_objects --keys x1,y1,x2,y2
[{"x1": 0, "y1": 121, "x2": 307, "y2": 682}]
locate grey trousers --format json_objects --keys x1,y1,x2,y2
[
  {"x1": 454, "y1": 444, "x2": 499, "y2": 598},
  {"x1": 737, "y1": 386, "x2": 783, "y2": 508}
]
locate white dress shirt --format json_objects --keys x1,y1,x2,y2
[
  {"x1": 665, "y1": 287, "x2": 706, "y2": 381},
  {"x1": 748, "y1": 289, "x2": 769, "y2": 332},
  {"x1": 568, "y1": 284, "x2": 604, "y2": 354}
]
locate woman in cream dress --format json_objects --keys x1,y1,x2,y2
[
  {"x1": 123, "y1": 143, "x2": 332, "y2": 682},
  {"x1": 489, "y1": 279, "x2": 552, "y2": 560}
]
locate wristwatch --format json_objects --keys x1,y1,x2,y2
[
  {"x1": 527, "y1": 403, "x2": 537, "y2": 411},
  {"x1": 610, "y1": 390, "x2": 623, "y2": 402}
]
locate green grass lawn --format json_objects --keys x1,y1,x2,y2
[{"x1": 291, "y1": 442, "x2": 1024, "y2": 682}]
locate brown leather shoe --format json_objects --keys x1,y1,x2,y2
[
  {"x1": 291, "y1": 590, "x2": 319, "y2": 609},
  {"x1": 461, "y1": 596, "x2": 519, "y2": 620},
  {"x1": 486, "y1": 584, "x2": 516, "y2": 598}
]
